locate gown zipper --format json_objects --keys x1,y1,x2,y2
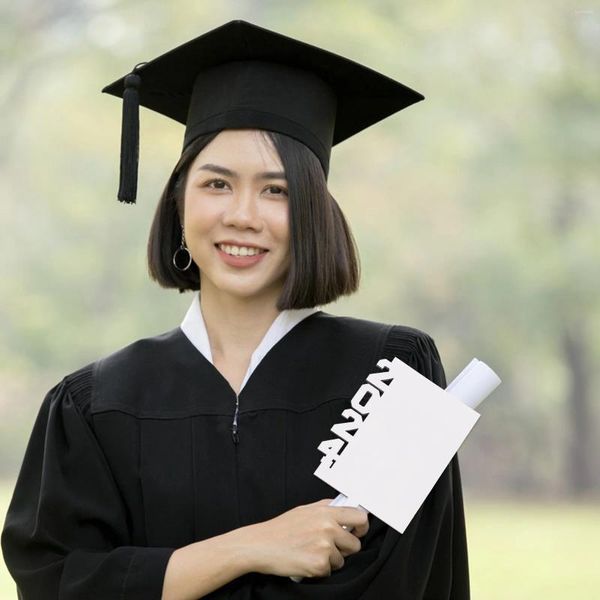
[{"x1": 231, "y1": 393, "x2": 240, "y2": 444}]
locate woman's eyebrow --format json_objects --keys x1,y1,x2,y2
[{"x1": 196, "y1": 163, "x2": 286, "y2": 180}]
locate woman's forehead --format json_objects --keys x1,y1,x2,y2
[{"x1": 192, "y1": 129, "x2": 284, "y2": 171}]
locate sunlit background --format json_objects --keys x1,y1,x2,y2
[{"x1": 1, "y1": 1, "x2": 599, "y2": 598}]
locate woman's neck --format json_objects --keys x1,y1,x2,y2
[{"x1": 198, "y1": 287, "x2": 282, "y2": 363}]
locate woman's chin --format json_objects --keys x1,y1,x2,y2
[{"x1": 202, "y1": 282, "x2": 283, "y2": 304}]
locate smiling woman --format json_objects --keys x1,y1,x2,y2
[
  {"x1": 180, "y1": 130, "x2": 293, "y2": 309},
  {"x1": 1, "y1": 19, "x2": 470, "y2": 600}
]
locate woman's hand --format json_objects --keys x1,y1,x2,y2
[{"x1": 242, "y1": 498, "x2": 370, "y2": 579}]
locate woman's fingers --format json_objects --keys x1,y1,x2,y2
[
  {"x1": 330, "y1": 545, "x2": 345, "y2": 571},
  {"x1": 351, "y1": 514, "x2": 370, "y2": 538},
  {"x1": 334, "y1": 506, "x2": 369, "y2": 532},
  {"x1": 334, "y1": 525, "x2": 362, "y2": 557}
]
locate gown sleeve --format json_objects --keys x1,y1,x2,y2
[
  {"x1": 206, "y1": 327, "x2": 471, "y2": 600},
  {"x1": 0, "y1": 367, "x2": 176, "y2": 600}
]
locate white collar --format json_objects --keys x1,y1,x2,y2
[{"x1": 180, "y1": 292, "x2": 319, "y2": 392}]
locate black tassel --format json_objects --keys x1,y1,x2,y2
[{"x1": 117, "y1": 70, "x2": 142, "y2": 203}]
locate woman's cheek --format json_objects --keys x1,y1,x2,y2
[{"x1": 270, "y1": 206, "x2": 290, "y2": 236}]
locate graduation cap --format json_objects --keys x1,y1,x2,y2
[{"x1": 102, "y1": 19, "x2": 424, "y2": 203}]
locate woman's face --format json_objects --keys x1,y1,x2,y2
[{"x1": 182, "y1": 129, "x2": 290, "y2": 306}]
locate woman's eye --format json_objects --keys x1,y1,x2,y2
[
  {"x1": 267, "y1": 185, "x2": 288, "y2": 196},
  {"x1": 205, "y1": 178, "x2": 228, "y2": 190}
]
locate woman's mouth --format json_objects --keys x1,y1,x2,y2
[
  {"x1": 215, "y1": 243, "x2": 269, "y2": 268},
  {"x1": 216, "y1": 243, "x2": 267, "y2": 257}
]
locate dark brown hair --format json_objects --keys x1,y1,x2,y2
[{"x1": 147, "y1": 129, "x2": 360, "y2": 309}]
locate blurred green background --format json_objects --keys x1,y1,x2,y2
[{"x1": 1, "y1": 0, "x2": 599, "y2": 597}]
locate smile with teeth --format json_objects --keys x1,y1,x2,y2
[{"x1": 217, "y1": 244, "x2": 268, "y2": 257}]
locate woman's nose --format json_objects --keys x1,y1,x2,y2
[{"x1": 221, "y1": 191, "x2": 262, "y2": 230}]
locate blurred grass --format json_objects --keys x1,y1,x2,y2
[
  {"x1": 0, "y1": 478, "x2": 598, "y2": 598},
  {"x1": 467, "y1": 498, "x2": 600, "y2": 599}
]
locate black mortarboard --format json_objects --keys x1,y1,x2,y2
[{"x1": 102, "y1": 19, "x2": 424, "y2": 203}]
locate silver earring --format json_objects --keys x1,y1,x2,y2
[{"x1": 172, "y1": 224, "x2": 193, "y2": 271}]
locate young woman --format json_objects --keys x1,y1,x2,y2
[{"x1": 1, "y1": 20, "x2": 470, "y2": 600}]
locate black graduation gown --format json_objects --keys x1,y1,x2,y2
[{"x1": 1, "y1": 311, "x2": 470, "y2": 599}]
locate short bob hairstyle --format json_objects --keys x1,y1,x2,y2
[{"x1": 147, "y1": 129, "x2": 360, "y2": 310}]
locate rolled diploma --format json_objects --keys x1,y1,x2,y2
[{"x1": 290, "y1": 357, "x2": 500, "y2": 582}]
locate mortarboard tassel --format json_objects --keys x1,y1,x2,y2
[{"x1": 117, "y1": 66, "x2": 144, "y2": 203}]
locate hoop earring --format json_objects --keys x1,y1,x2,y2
[{"x1": 172, "y1": 224, "x2": 193, "y2": 271}]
